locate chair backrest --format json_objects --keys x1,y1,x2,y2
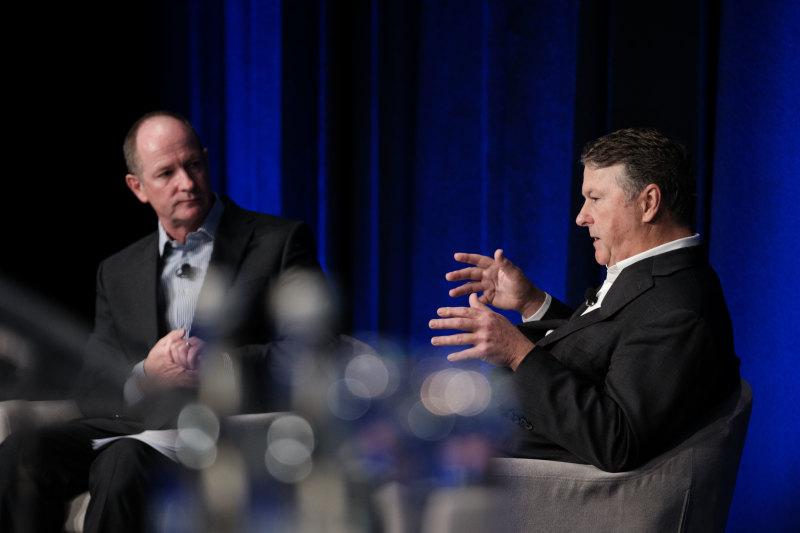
[{"x1": 488, "y1": 378, "x2": 753, "y2": 533}]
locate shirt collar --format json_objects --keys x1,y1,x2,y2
[
  {"x1": 158, "y1": 194, "x2": 224, "y2": 256},
  {"x1": 605, "y1": 233, "x2": 702, "y2": 282}
]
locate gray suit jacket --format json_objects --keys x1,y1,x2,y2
[
  {"x1": 74, "y1": 196, "x2": 330, "y2": 428},
  {"x1": 499, "y1": 245, "x2": 740, "y2": 472}
]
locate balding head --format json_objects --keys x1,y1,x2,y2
[{"x1": 123, "y1": 111, "x2": 204, "y2": 177}]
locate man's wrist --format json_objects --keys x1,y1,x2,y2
[
  {"x1": 124, "y1": 360, "x2": 148, "y2": 404},
  {"x1": 519, "y1": 289, "x2": 546, "y2": 317},
  {"x1": 508, "y1": 339, "x2": 535, "y2": 371},
  {"x1": 521, "y1": 292, "x2": 551, "y2": 321}
]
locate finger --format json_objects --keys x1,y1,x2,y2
[
  {"x1": 445, "y1": 266, "x2": 485, "y2": 282},
  {"x1": 164, "y1": 328, "x2": 187, "y2": 343},
  {"x1": 436, "y1": 306, "x2": 477, "y2": 318},
  {"x1": 185, "y1": 338, "x2": 205, "y2": 369},
  {"x1": 186, "y1": 346, "x2": 203, "y2": 370},
  {"x1": 172, "y1": 342, "x2": 190, "y2": 368},
  {"x1": 186, "y1": 335, "x2": 204, "y2": 346},
  {"x1": 448, "y1": 281, "x2": 485, "y2": 298},
  {"x1": 476, "y1": 293, "x2": 493, "y2": 305},
  {"x1": 446, "y1": 347, "x2": 482, "y2": 362},
  {"x1": 429, "y1": 317, "x2": 476, "y2": 331},
  {"x1": 469, "y1": 292, "x2": 489, "y2": 309},
  {"x1": 173, "y1": 335, "x2": 198, "y2": 368},
  {"x1": 453, "y1": 253, "x2": 493, "y2": 268},
  {"x1": 430, "y1": 332, "x2": 477, "y2": 347}
]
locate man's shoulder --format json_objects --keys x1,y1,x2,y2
[
  {"x1": 622, "y1": 246, "x2": 726, "y2": 312},
  {"x1": 100, "y1": 231, "x2": 158, "y2": 269},
  {"x1": 621, "y1": 245, "x2": 711, "y2": 285},
  {"x1": 650, "y1": 244, "x2": 709, "y2": 275},
  {"x1": 220, "y1": 197, "x2": 310, "y2": 235}
]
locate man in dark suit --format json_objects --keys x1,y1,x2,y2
[
  {"x1": 429, "y1": 128, "x2": 740, "y2": 472},
  {"x1": 0, "y1": 111, "x2": 333, "y2": 532}
]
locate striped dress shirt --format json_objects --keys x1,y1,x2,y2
[
  {"x1": 157, "y1": 197, "x2": 223, "y2": 335},
  {"x1": 123, "y1": 197, "x2": 224, "y2": 405}
]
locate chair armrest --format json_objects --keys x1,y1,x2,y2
[
  {"x1": 0, "y1": 399, "x2": 81, "y2": 442},
  {"x1": 488, "y1": 455, "x2": 693, "y2": 533}
]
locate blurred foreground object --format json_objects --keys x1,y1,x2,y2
[{"x1": 0, "y1": 275, "x2": 89, "y2": 401}]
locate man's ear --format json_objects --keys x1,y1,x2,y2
[
  {"x1": 641, "y1": 184, "x2": 661, "y2": 223},
  {"x1": 125, "y1": 174, "x2": 149, "y2": 204}
]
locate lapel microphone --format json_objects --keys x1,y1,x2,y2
[
  {"x1": 585, "y1": 287, "x2": 599, "y2": 307},
  {"x1": 176, "y1": 264, "x2": 195, "y2": 279}
]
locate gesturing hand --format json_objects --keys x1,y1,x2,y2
[
  {"x1": 142, "y1": 328, "x2": 204, "y2": 389},
  {"x1": 429, "y1": 293, "x2": 534, "y2": 370},
  {"x1": 446, "y1": 249, "x2": 545, "y2": 317}
]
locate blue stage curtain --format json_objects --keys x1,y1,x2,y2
[
  {"x1": 188, "y1": 0, "x2": 284, "y2": 214},
  {"x1": 409, "y1": 1, "x2": 579, "y2": 351},
  {"x1": 178, "y1": 1, "x2": 798, "y2": 530},
  {"x1": 183, "y1": 0, "x2": 579, "y2": 348},
  {"x1": 711, "y1": 1, "x2": 800, "y2": 530}
]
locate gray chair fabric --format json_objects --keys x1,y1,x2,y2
[
  {"x1": 415, "y1": 379, "x2": 751, "y2": 533},
  {"x1": 485, "y1": 378, "x2": 753, "y2": 533}
]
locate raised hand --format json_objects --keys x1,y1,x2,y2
[
  {"x1": 446, "y1": 249, "x2": 545, "y2": 317},
  {"x1": 429, "y1": 293, "x2": 534, "y2": 370}
]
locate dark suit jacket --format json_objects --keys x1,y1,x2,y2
[
  {"x1": 499, "y1": 246, "x2": 741, "y2": 472},
  {"x1": 74, "y1": 196, "x2": 331, "y2": 428}
]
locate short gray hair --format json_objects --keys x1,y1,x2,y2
[{"x1": 580, "y1": 128, "x2": 695, "y2": 228}]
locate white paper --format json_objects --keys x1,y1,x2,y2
[{"x1": 92, "y1": 429, "x2": 179, "y2": 462}]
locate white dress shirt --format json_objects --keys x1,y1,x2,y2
[{"x1": 523, "y1": 234, "x2": 702, "y2": 322}]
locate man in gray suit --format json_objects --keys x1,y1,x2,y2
[
  {"x1": 429, "y1": 128, "x2": 740, "y2": 472},
  {"x1": 0, "y1": 111, "x2": 333, "y2": 532}
]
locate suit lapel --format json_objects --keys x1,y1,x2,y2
[
  {"x1": 536, "y1": 247, "x2": 702, "y2": 348},
  {"x1": 127, "y1": 233, "x2": 161, "y2": 344},
  {"x1": 179, "y1": 199, "x2": 258, "y2": 342},
  {"x1": 537, "y1": 261, "x2": 656, "y2": 347},
  {"x1": 202, "y1": 199, "x2": 255, "y2": 298}
]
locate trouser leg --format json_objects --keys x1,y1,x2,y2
[
  {"x1": 0, "y1": 422, "x2": 99, "y2": 533},
  {"x1": 84, "y1": 438, "x2": 180, "y2": 533}
]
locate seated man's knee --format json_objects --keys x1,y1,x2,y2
[
  {"x1": 85, "y1": 440, "x2": 177, "y2": 532},
  {"x1": 1, "y1": 428, "x2": 86, "y2": 532},
  {"x1": 4, "y1": 427, "x2": 87, "y2": 493},
  {"x1": 88, "y1": 439, "x2": 156, "y2": 497}
]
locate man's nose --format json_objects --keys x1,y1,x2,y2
[
  {"x1": 176, "y1": 167, "x2": 196, "y2": 190},
  {"x1": 576, "y1": 208, "x2": 591, "y2": 226}
]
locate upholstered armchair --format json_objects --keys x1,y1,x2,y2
[{"x1": 419, "y1": 378, "x2": 752, "y2": 533}]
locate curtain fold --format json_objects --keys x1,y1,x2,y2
[
  {"x1": 710, "y1": 1, "x2": 800, "y2": 528},
  {"x1": 177, "y1": 2, "x2": 799, "y2": 530}
]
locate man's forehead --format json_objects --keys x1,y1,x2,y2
[
  {"x1": 136, "y1": 118, "x2": 199, "y2": 156},
  {"x1": 582, "y1": 163, "x2": 625, "y2": 190}
]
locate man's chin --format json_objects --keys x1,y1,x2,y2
[
  {"x1": 594, "y1": 252, "x2": 608, "y2": 266},
  {"x1": 174, "y1": 200, "x2": 210, "y2": 224},
  {"x1": 182, "y1": 196, "x2": 211, "y2": 210}
]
